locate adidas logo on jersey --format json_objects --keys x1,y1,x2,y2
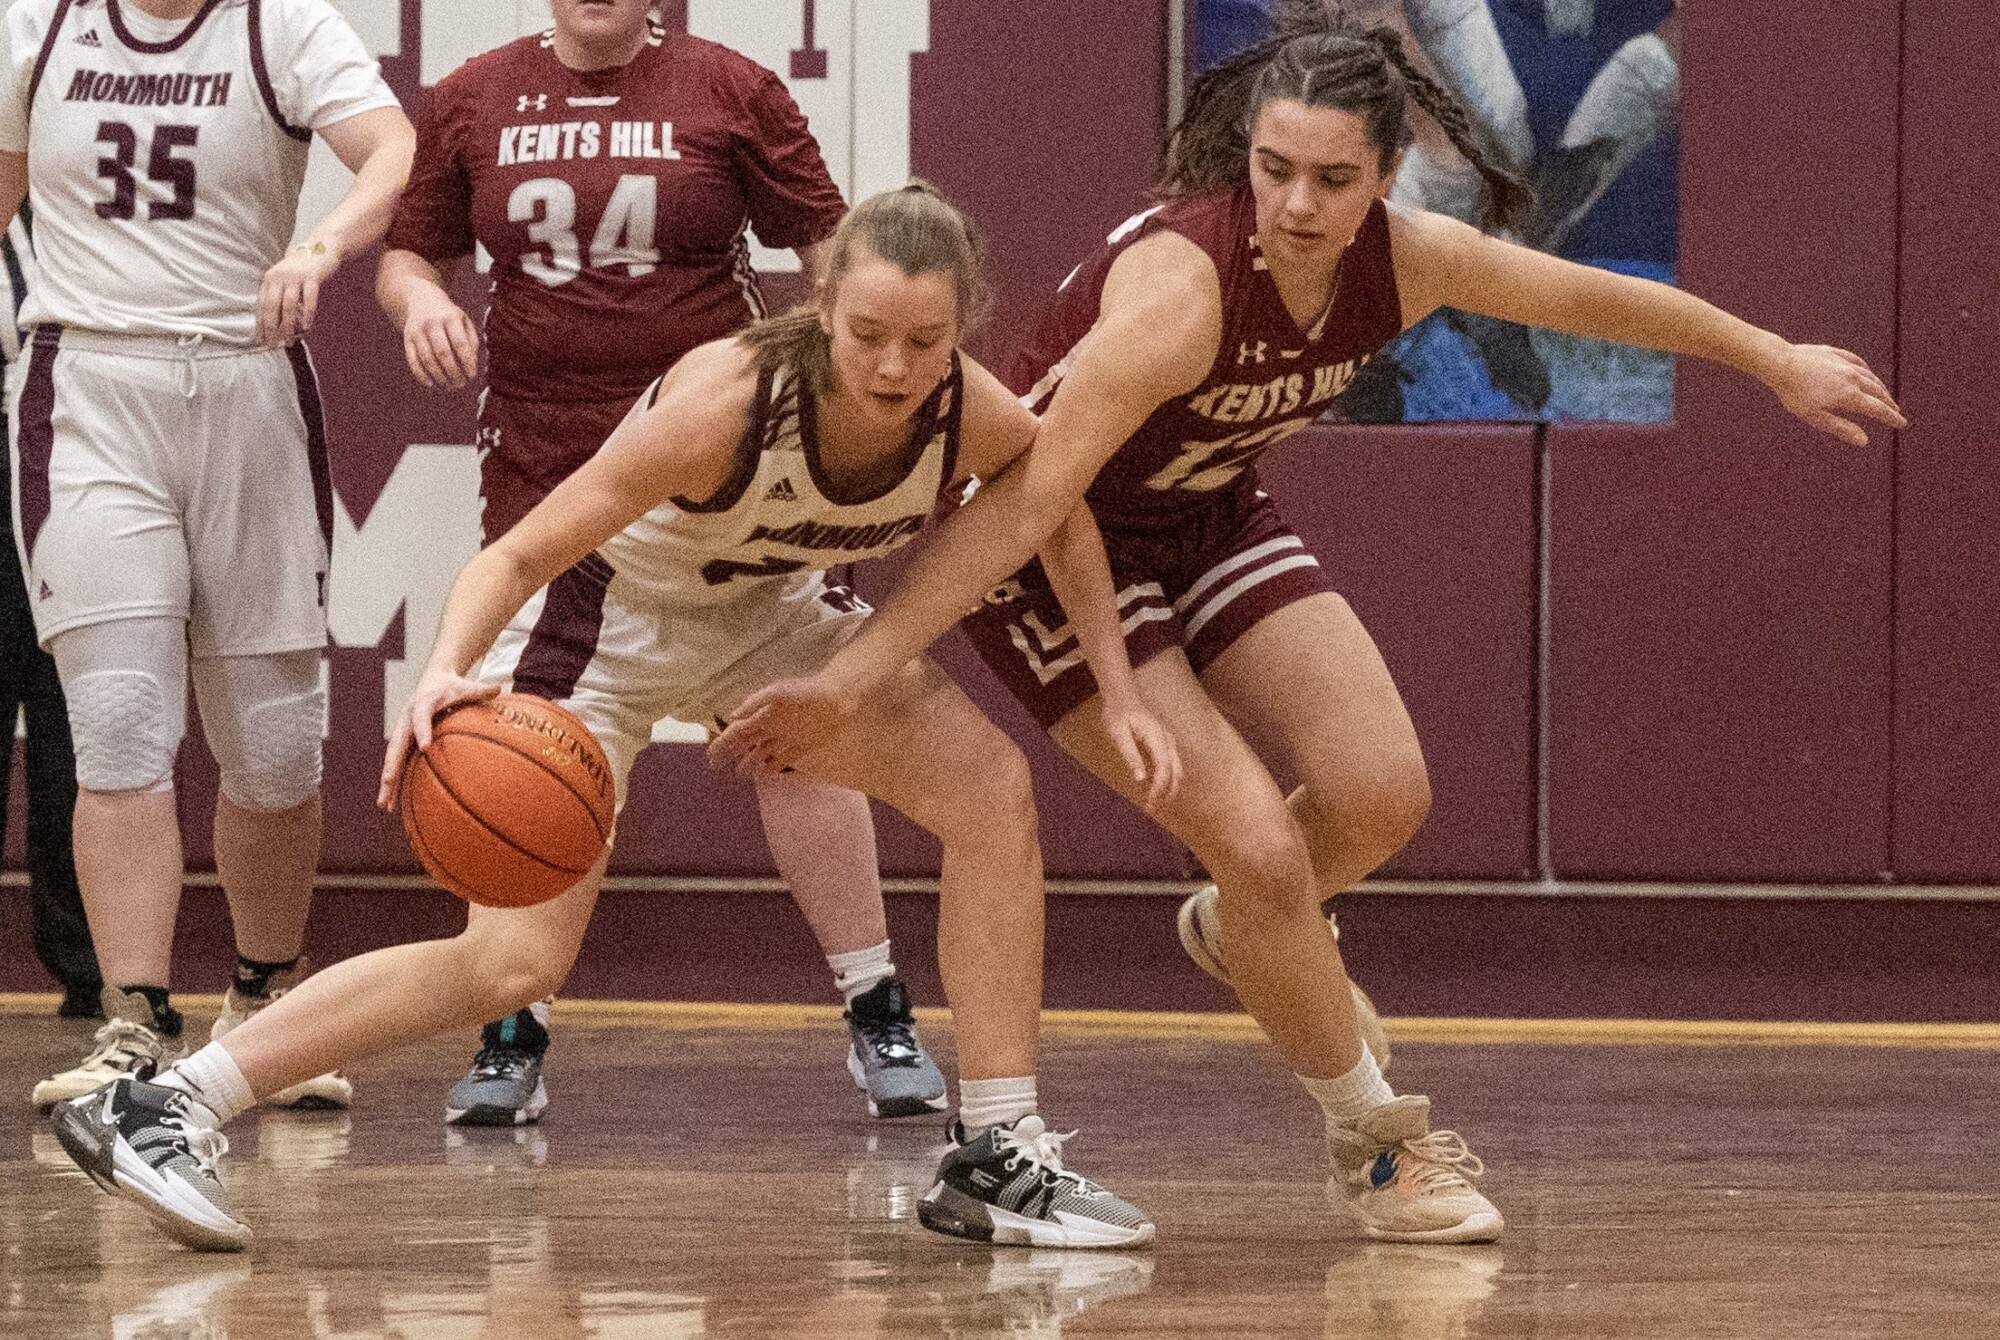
[
  {"x1": 74, "y1": 28, "x2": 102, "y2": 47},
  {"x1": 764, "y1": 477, "x2": 798, "y2": 502}
]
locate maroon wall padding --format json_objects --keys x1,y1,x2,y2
[
  {"x1": 1546, "y1": 0, "x2": 1902, "y2": 881},
  {"x1": 8, "y1": 887, "x2": 1993, "y2": 1023},
  {"x1": 1256, "y1": 426, "x2": 1538, "y2": 879},
  {"x1": 912, "y1": 1, "x2": 1166, "y2": 365},
  {"x1": 1891, "y1": 5, "x2": 2000, "y2": 880}
]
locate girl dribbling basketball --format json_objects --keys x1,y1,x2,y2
[{"x1": 51, "y1": 184, "x2": 1174, "y2": 1253}]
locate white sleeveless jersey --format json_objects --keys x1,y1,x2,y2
[
  {"x1": 602, "y1": 354, "x2": 964, "y2": 607},
  {"x1": 0, "y1": 0, "x2": 397, "y2": 344}
]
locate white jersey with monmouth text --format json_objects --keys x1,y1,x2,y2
[
  {"x1": 602, "y1": 355, "x2": 964, "y2": 607},
  {"x1": 0, "y1": 0, "x2": 397, "y2": 344}
]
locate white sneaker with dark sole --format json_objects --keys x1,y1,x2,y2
[{"x1": 51, "y1": 1077, "x2": 250, "y2": 1252}]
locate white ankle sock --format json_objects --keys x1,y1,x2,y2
[
  {"x1": 958, "y1": 1076, "x2": 1037, "y2": 1136},
  {"x1": 827, "y1": 940, "x2": 894, "y2": 1004},
  {"x1": 1299, "y1": 1046, "x2": 1395, "y2": 1127},
  {"x1": 155, "y1": 1043, "x2": 256, "y2": 1125}
]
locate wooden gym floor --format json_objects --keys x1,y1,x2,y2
[{"x1": 3, "y1": 1001, "x2": 1997, "y2": 1339}]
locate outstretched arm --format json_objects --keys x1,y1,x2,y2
[
  {"x1": 712, "y1": 235, "x2": 1221, "y2": 766},
  {"x1": 810, "y1": 234, "x2": 1218, "y2": 698},
  {"x1": 380, "y1": 343, "x2": 757, "y2": 806},
  {"x1": 1388, "y1": 203, "x2": 1905, "y2": 445}
]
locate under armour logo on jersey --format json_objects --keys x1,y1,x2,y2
[
  {"x1": 764, "y1": 477, "x2": 798, "y2": 502},
  {"x1": 517, "y1": 94, "x2": 548, "y2": 113},
  {"x1": 1238, "y1": 341, "x2": 1269, "y2": 365},
  {"x1": 74, "y1": 28, "x2": 102, "y2": 47}
]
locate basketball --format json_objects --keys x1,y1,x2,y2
[{"x1": 399, "y1": 693, "x2": 616, "y2": 908}]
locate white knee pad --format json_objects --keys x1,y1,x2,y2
[
  {"x1": 51, "y1": 619, "x2": 189, "y2": 794},
  {"x1": 220, "y1": 688, "x2": 325, "y2": 811},
  {"x1": 65, "y1": 670, "x2": 180, "y2": 793},
  {"x1": 195, "y1": 653, "x2": 325, "y2": 812}
]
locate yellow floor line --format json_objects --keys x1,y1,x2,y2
[{"x1": 9, "y1": 992, "x2": 1996, "y2": 1049}]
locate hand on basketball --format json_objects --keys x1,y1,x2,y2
[
  {"x1": 709, "y1": 675, "x2": 858, "y2": 776},
  {"x1": 1770, "y1": 344, "x2": 1905, "y2": 447},
  {"x1": 1101, "y1": 697, "x2": 1183, "y2": 812},
  {"x1": 257, "y1": 241, "x2": 341, "y2": 348},
  {"x1": 400, "y1": 287, "x2": 483, "y2": 390},
  {"x1": 379, "y1": 668, "x2": 500, "y2": 810}
]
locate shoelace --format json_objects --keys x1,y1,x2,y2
[
  {"x1": 1395, "y1": 1129, "x2": 1487, "y2": 1192},
  {"x1": 468, "y1": 1045, "x2": 532, "y2": 1081},
  {"x1": 159, "y1": 1090, "x2": 231, "y2": 1176},
  {"x1": 854, "y1": 1012, "x2": 921, "y2": 1065},
  {"x1": 82, "y1": 1019, "x2": 158, "y2": 1071},
  {"x1": 997, "y1": 1123, "x2": 1101, "y2": 1196}
]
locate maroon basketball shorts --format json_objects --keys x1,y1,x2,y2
[
  {"x1": 477, "y1": 392, "x2": 639, "y2": 541},
  {"x1": 961, "y1": 488, "x2": 1337, "y2": 727}
]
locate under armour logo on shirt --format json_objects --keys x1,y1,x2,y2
[
  {"x1": 1238, "y1": 341, "x2": 1269, "y2": 365},
  {"x1": 74, "y1": 28, "x2": 102, "y2": 47},
  {"x1": 517, "y1": 93, "x2": 548, "y2": 113},
  {"x1": 764, "y1": 477, "x2": 798, "y2": 502}
]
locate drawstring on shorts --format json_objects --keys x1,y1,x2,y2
[{"x1": 176, "y1": 332, "x2": 203, "y2": 397}]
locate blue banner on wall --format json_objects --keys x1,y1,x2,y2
[{"x1": 1196, "y1": 0, "x2": 1679, "y2": 424}]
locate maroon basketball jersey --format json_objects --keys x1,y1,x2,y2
[
  {"x1": 387, "y1": 24, "x2": 846, "y2": 404},
  {"x1": 1010, "y1": 186, "x2": 1402, "y2": 525}
]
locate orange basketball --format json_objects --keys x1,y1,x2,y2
[{"x1": 400, "y1": 693, "x2": 616, "y2": 908}]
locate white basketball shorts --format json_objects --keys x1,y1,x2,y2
[
  {"x1": 7, "y1": 326, "x2": 331, "y2": 656},
  {"x1": 478, "y1": 557, "x2": 870, "y2": 806}
]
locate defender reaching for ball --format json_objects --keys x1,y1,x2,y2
[
  {"x1": 713, "y1": 3, "x2": 1902, "y2": 1245},
  {"x1": 51, "y1": 184, "x2": 1177, "y2": 1253}
]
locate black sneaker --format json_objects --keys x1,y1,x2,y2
[
  {"x1": 445, "y1": 1010, "x2": 549, "y2": 1126},
  {"x1": 918, "y1": 1115, "x2": 1155, "y2": 1249},
  {"x1": 51, "y1": 1077, "x2": 249, "y2": 1251},
  {"x1": 844, "y1": 977, "x2": 947, "y2": 1118}
]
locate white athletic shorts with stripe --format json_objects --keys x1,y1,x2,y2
[
  {"x1": 478, "y1": 555, "x2": 871, "y2": 806},
  {"x1": 6, "y1": 326, "x2": 331, "y2": 655}
]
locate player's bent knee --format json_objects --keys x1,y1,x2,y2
[
  {"x1": 66, "y1": 670, "x2": 179, "y2": 793},
  {"x1": 1214, "y1": 822, "x2": 1318, "y2": 916},
  {"x1": 934, "y1": 737, "x2": 1037, "y2": 849},
  {"x1": 217, "y1": 688, "x2": 325, "y2": 812}
]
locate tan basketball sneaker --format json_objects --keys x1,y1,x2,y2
[
  {"x1": 1176, "y1": 884, "x2": 1393, "y2": 1070},
  {"x1": 210, "y1": 962, "x2": 352, "y2": 1110},
  {"x1": 33, "y1": 988, "x2": 181, "y2": 1111},
  {"x1": 1326, "y1": 1095, "x2": 1502, "y2": 1244}
]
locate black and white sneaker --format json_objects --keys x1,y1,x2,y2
[
  {"x1": 844, "y1": 977, "x2": 948, "y2": 1118},
  {"x1": 918, "y1": 1115, "x2": 1155, "y2": 1249},
  {"x1": 51, "y1": 1078, "x2": 249, "y2": 1252}
]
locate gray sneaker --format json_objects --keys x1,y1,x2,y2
[
  {"x1": 918, "y1": 1115, "x2": 1155, "y2": 1249},
  {"x1": 1176, "y1": 883, "x2": 1393, "y2": 1071},
  {"x1": 445, "y1": 1010, "x2": 549, "y2": 1127},
  {"x1": 50, "y1": 1077, "x2": 249, "y2": 1252},
  {"x1": 843, "y1": 977, "x2": 947, "y2": 1118}
]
